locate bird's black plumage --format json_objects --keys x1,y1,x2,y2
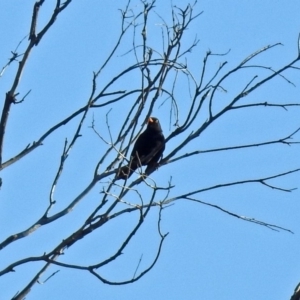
[{"x1": 117, "y1": 117, "x2": 165, "y2": 180}]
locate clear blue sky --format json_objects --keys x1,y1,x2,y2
[{"x1": 0, "y1": 1, "x2": 300, "y2": 299}]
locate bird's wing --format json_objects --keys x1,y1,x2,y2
[{"x1": 138, "y1": 136, "x2": 165, "y2": 165}]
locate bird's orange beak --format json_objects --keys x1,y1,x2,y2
[{"x1": 148, "y1": 117, "x2": 154, "y2": 123}]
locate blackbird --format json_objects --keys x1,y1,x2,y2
[{"x1": 117, "y1": 117, "x2": 165, "y2": 180}]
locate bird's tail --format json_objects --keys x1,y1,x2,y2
[{"x1": 116, "y1": 161, "x2": 139, "y2": 180}]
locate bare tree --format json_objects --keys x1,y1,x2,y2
[{"x1": 0, "y1": 1, "x2": 300, "y2": 299}]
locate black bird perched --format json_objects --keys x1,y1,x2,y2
[{"x1": 117, "y1": 117, "x2": 165, "y2": 180}]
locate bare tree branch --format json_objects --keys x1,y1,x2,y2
[{"x1": 1, "y1": 1, "x2": 300, "y2": 298}]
